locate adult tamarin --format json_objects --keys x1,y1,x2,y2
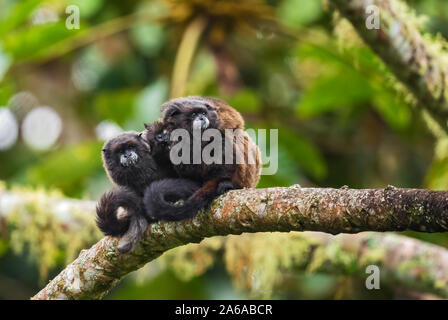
[
  {"x1": 144, "y1": 96, "x2": 261, "y2": 222},
  {"x1": 96, "y1": 129, "x2": 199, "y2": 252}
]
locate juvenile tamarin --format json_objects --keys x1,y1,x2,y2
[
  {"x1": 143, "y1": 96, "x2": 261, "y2": 222},
  {"x1": 143, "y1": 120, "x2": 175, "y2": 174}
]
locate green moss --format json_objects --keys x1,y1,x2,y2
[
  {"x1": 308, "y1": 240, "x2": 358, "y2": 274},
  {"x1": 157, "y1": 237, "x2": 223, "y2": 281},
  {"x1": 3, "y1": 184, "x2": 102, "y2": 281}
]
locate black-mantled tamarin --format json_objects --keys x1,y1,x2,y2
[
  {"x1": 96, "y1": 129, "x2": 199, "y2": 252},
  {"x1": 101, "y1": 130, "x2": 174, "y2": 196},
  {"x1": 143, "y1": 96, "x2": 261, "y2": 222}
]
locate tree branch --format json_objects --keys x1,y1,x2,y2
[
  {"x1": 30, "y1": 185, "x2": 448, "y2": 299},
  {"x1": 331, "y1": 0, "x2": 448, "y2": 130}
]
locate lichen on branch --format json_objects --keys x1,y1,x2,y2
[
  {"x1": 331, "y1": 0, "x2": 448, "y2": 131},
  {"x1": 0, "y1": 185, "x2": 101, "y2": 280}
]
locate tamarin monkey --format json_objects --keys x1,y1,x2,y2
[
  {"x1": 143, "y1": 96, "x2": 261, "y2": 222},
  {"x1": 96, "y1": 129, "x2": 198, "y2": 252},
  {"x1": 101, "y1": 130, "x2": 173, "y2": 196}
]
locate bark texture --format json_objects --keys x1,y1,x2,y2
[
  {"x1": 30, "y1": 186, "x2": 448, "y2": 299},
  {"x1": 331, "y1": 0, "x2": 448, "y2": 129}
]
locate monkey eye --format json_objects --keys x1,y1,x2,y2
[
  {"x1": 191, "y1": 112, "x2": 197, "y2": 117},
  {"x1": 201, "y1": 111, "x2": 206, "y2": 115},
  {"x1": 156, "y1": 133, "x2": 163, "y2": 140}
]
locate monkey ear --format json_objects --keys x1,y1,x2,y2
[
  {"x1": 144, "y1": 123, "x2": 150, "y2": 129},
  {"x1": 205, "y1": 103, "x2": 216, "y2": 111}
]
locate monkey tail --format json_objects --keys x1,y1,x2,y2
[
  {"x1": 95, "y1": 186, "x2": 144, "y2": 237},
  {"x1": 143, "y1": 178, "x2": 208, "y2": 222}
]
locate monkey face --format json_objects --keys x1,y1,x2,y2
[
  {"x1": 102, "y1": 131, "x2": 159, "y2": 193},
  {"x1": 102, "y1": 132, "x2": 150, "y2": 168},
  {"x1": 161, "y1": 97, "x2": 218, "y2": 133},
  {"x1": 191, "y1": 111, "x2": 210, "y2": 130},
  {"x1": 144, "y1": 121, "x2": 172, "y2": 154},
  {"x1": 120, "y1": 149, "x2": 138, "y2": 167}
]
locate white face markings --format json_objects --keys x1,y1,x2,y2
[
  {"x1": 192, "y1": 114, "x2": 210, "y2": 130},
  {"x1": 202, "y1": 117, "x2": 210, "y2": 129},
  {"x1": 120, "y1": 150, "x2": 139, "y2": 166}
]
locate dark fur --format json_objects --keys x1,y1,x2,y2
[
  {"x1": 143, "y1": 178, "x2": 202, "y2": 221},
  {"x1": 143, "y1": 120, "x2": 176, "y2": 176},
  {"x1": 116, "y1": 213, "x2": 148, "y2": 254},
  {"x1": 96, "y1": 186, "x2": 144, "y2": 237},
  {"x1": 97, "y1": 129, "x2": 185, "y2": 253},
  {"x1": 101, "y1": 131, "x2": 170, "y2": 196},
  {"x1": 143, "y1": 96, "x2": 261, "y2": 222},
  {"x1": 96, "y1": 186, "x2": 150, "y2": 253},
  {"x1": 96, "y1": 97, "x2": 260, "y2": 251}
]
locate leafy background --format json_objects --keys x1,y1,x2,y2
[{"x1": 0, "y1": 0, "x2": 447, "y2": 299}]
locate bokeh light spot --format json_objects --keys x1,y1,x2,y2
[
  {"x1": 0, "y1": 107, "x2": 19, "y2": 150},
  {"x1": 95, "y1": 120, "x2": 123, "y2": 141},
  {"x1": 31, "y1": 7, "x2": 59, "y2": 25},
  {"x1": 8, "y1": 91, "x2": 39, "y2": 120},
  {"x1": 22, "y1": 106, "x2": 62, "y2": 151}
]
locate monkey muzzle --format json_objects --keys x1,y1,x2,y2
[
  {"x1": 192, "y1": 114, "x2": 209, "y2": 130},
  {"x1": 120, "y1": 150, "x2": 138, "y2": 167}
]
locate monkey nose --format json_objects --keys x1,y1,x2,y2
[{"x1": 120, "y1": 150, "x2": 138, "y2": 166}]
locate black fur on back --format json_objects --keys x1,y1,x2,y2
[
  {"x1": 143, "y1": 178, "x2": 205, "y2": 222},
  {"x1": 96, "y1": 186, "x2": 144, "y2": 237}
]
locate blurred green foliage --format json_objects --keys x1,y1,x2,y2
[{"x1": 0, "y1": 0, "x2": 447, "y2": 299}]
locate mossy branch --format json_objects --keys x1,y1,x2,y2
[
  {"x1": 330, "y1": 0, "x2": 448, "y2": 132},
  {"x1": 164, "y1": 232, "x2": 448, "y2": 299},
  {"x1": 27, "y1": 185, "x2": 448, "y2": 299},
  {"x1": 0, "y1": 188, "x2": 102, "y2": 280}
]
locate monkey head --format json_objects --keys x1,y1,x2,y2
[
  {"x1": 102, "y1": 131, "x2": 160, "y2": 194},
  {"x1": 144, "y1": 120, "x2": 173, "y2": 154},
  {"x1": 160, "y1": 97, "x2": 220, "y2": 133}
]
